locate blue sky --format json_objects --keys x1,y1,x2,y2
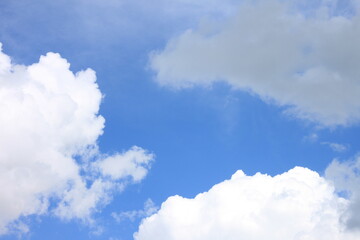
[{"x1": 1, "y1": 0, "x2": 360, "y2": 239}]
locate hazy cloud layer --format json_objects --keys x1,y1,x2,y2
[
  {"x1": 0, "y1": 43, "x2": 153, "y2": 234},
  {"x1": 135, "y1": 163, "x2": 360, "y2": 240},
  {"x1": 150, "y1": 0, "x2": 360, "y2": 126},
  {"x1": 0, "y1": 0, "x2": 239, "y2": 53}
]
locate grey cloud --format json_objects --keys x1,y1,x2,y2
[
  {"x1": 150, "y1": 0, "x2": 360, "y2": 126},
  {"x1": 326, "y1": 157, "x2": 360, "y2": 231}
]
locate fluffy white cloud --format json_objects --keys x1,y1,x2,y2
[
  {"x1": 0, "y1": 43, "x2": 154, "y2": 234},
  {"x1": 135, "y1": 165, "x2": 360, "y2": 240},
  {"x1": 97, "y1": 146, "x2": 154, "y2": 182},
  {"x1": 150, "y1": 0, "x2": 360, "y2": 126}
]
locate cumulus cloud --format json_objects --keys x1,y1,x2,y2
[
  {"x1": 135, "y1": 164, "x2": 360, "y2": 240},
  {"x1": 150, "y1": 0, "x2": 360, "y2": 126},
  {"x1": 0, "y1": 43, "x2": 154, "y2": 234}
]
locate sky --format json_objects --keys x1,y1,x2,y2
[{"x1": 1, "y1": 0, "x2": 360, "y2": 239}]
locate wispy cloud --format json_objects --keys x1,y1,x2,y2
[
  {"x1": 112, "y1": 199, "x2": 158, "y2": 223},
  {"x1": 322, "y1": 142, "x2": 348, "y2": 152},
  {"x1": 303, "y1": 133, "x2": 319, "y2": 142}
]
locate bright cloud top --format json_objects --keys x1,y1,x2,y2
[
  {"x1": 135, "y1": 160, "x2": 360, "y2": 240},
  {"x1": 150, "y1": 0, "x2": 360, "y2": 126},
  {"x1": 0, "y1": 43, "x2": 154, "y2": 234}
]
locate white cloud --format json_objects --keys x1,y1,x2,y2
[
  {"x1": 150, "y1": 0, "x2": 360, "y2": 126},
  {"x1": 97, "y1": 146, "x2": 154, "y2": 182},
  {"x1": 112, "y1": 198, "x2": 158, "y2": 223},
  {"x1": 135, "y1": 165, "x2": 360, "y2": 240},
  {"x1": 0, "y1": 43, "x2": 154, "y2": 234}
]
